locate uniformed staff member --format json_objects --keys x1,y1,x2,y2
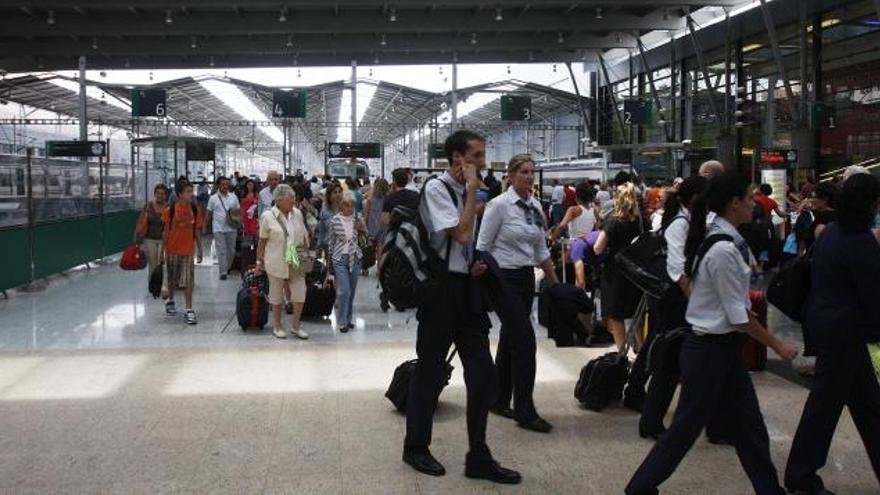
[
  {"x1": 402, "y1": 130, "x2": 521, "y2": 485},
  {"x1": 477, "y1": 154, "x2": 559, "y2": 434},
  {"x1": 626, "y1": 172, "x2": 799, "y2": 495}
]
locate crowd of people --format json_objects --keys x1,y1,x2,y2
[{"x1": 131, "y1": 130, "x2": 880, "y2": 492}]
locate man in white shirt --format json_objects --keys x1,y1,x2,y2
[
  {"x1": 259, "y1": 171, "x2": 281, "y2": 216},
  {"x1": 206, "y1": 176, "x2": 240, "y2": 280},
  {"x1": 403, "y1": 130, "x2": 521, "y2": 485}
]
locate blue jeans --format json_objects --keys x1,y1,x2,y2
[
  {"x1": 551, "y1": 204, "x2": 565, "y2": 227},
  {"x1": 333, "y1": 254, "x2": 360, "y2": 327}
]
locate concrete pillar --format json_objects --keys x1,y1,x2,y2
[
  {"x1": 350, "y1": 60, "x2": 357, "y2": 143},
  {"x1": 451, "y1": 62, "x2": 458, "y2": 129}
]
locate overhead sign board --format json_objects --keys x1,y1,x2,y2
[
  {"x1": 759, "y1": 148, "x2": 798, "y2": 167},
  {"x1": 185, "y1": 141, "x2": 216, "y2": 161},
  {"x1": 429, "y1": 144, "x2": 446, "y2": 159},
  {"x1": 327, "y1": 142, "x2": 381, "y2": 159},
  {"x1": 46, "y1": 140, "x2": 107, "y2": 157},
  {"x1": 623, "y1": 99, "x2": 652, "y2": 126},
  {"x1": 130, "y1": 88, "x2": 167, "y2": 117},
  {"x1": 272, "y1": 90, "x2": 307, "y2": 118},
  {"x1": 500, "y1": 95, "x2": 532, "y2": 121}
]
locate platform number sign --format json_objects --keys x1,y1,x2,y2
[
  {"x1": 130, "y1": 88, "x2": 167, "y2": 117},
  {"x1": 272, "y1": 90, "x2": 307, "y2": 118},
  {"x1": 500, "y1": 95, "x2": 532, "y2": 121},
  {"x1": 623, "y1": 99, "x2": 652, "y2": 126}
]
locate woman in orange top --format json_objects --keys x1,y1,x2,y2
[{"x1": 161, "y1": 181, "x2": 204, "y2": 325}]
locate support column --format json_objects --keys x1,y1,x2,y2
[
  {"x1": 812, "y1": 14, "x2": 824, "y2": 176},
  {"x1": 598, "y1": 53, "x2": 628, "y2": 144},
  {"x1": 350, "y1": 60, "x2": 358, "y2": 143},
  {"x1": 451, "y1": 61, "x2": 458, "y2": 129},
  {"x1": 765, "y1": 75, "x2": 777, "y2": 149},
  {"x1": 78, "y1": 56, "x2": 87, "y2": 142}
]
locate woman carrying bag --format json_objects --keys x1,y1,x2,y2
[
  {"x1": 256, "y1": 184, "x2": 311, "y2": 340},
  {"x1": 327, "y1": 192, "x2": 365, "y2": 333}
]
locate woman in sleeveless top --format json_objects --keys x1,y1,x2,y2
[
  {"x1": 550, "y1": 182, "x2": 599, "y2": 243},
  {"x1": 134, "y1": 183, "x2": 170, "y2": 276},
  {"x1": 364, "y1": 178, "x2": 390, "y2": 271}
]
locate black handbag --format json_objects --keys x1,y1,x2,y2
[
  {"x1": 148, "y1": 263, "x2": 164, "y2": 298},
  {"x1": 614, "y1": 230, "x2": 673, "y2": 299},
  {"x1": 385, "y1": 348, "x2": 457, "y2": 413},
  {"x1": 645, "y1": 327, "x2": 690, "y2": 375},
  {"x1": 767, "y1": 251, "x2": 812, "y2": 323}
]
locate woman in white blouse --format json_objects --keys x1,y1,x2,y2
[
  {"x1": 626, "y1": 172, "x2": 798, "y2": 495},
  {"x1": 256, "y1": 184, "x2": 310, "y2": 340},
  {"x1": 327, "y1": 192, "x2": 365, "y2": 333},
  {"x1": 476, "y1": 154, "x2": 559, "y2": 434}
]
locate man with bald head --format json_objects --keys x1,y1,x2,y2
[
  {"x1": 698, "y1": 160, "x2": 725, "y2": 179},
  {"x1": 259, "y1": 171, "x2": 281, "y2": 216}
]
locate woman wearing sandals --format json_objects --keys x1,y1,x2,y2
[
  {"x1": 327, "y1": 192, "x2": 365, "y2": 333},
  {"x1": 256, "y1": 184, "x2": 310, "y2": 340}
]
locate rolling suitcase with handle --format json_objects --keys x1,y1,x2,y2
[{"x1": 237, "y1": 284, "x2": 269, "y2": 330}]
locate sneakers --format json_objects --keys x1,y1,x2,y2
[
  {"x1": 290, "y1": 328, "x2": 309, "y2": 340},
  {"x1": 184, "y1": 309, "x2": 197, "y2": 325},
  {"x1": 165, "y1": 300, "x2": 177, "y2": 316},
  {"x1": 273, "y1": 327, "x2": 288, "y2": 339}
]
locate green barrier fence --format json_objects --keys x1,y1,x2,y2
[{"x1": 1, "y1": 210, "x2": 139, "y2": 292}]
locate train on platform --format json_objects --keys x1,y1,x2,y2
[
  {"x1": 0, "y1": 155, "x2": 134, "y2": 227},
  {"x1": 325, "y1": 158, "x2": 371, "y2": 182}
]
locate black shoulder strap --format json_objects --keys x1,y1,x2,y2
[
  {"x1": 692, "y1": 233, "x2": 734, "y2": 279},
  {"x1": 422, "y1": 176, "x2": 461, "y2": 269},
  {"x1": 661, "y1": 213, "x2": 688, "y2": 235}
]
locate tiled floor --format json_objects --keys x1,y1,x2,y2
[{"x1": 0, "y1": 258, "x2": 876, "y2": 494}]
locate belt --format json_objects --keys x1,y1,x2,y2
[{"x1": 692, "y1": 329, "x2": 743, "y2": 341}]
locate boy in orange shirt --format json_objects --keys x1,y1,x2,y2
[{"x1": 160, "y1": 181, "x2": 204, "y2": 324}]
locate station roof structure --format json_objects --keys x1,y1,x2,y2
[
  {"x1": 0, "y1": 73, "x2": 591, "y2": 152},
  {"x1": 0, "y1": 0, "x2": 753, "y2": 73}
]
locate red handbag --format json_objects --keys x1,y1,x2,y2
[{"x1": 120, "y1": 245, "x2": 147, "y2": 271}]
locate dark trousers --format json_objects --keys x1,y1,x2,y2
[
  {"x1": 626, "y1": 333, "x2": 785, "y2": 495},
  {"x1": 404, "y1": 274, "x2": 495, "y2": 464},
  {"x1": 784, "y1": 341, "x2": 880, "y2": 492},
  {"x1": 638, "y1": 297, "x2": 688, "y2": 435},
  {"x1": 493, "y1": 267, "x2": 538, "y2": 422}
]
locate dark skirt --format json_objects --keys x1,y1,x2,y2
[{"x1": 600, "y1": 262, "x2": 641, "y2": 319}]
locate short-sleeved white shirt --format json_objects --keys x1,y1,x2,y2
[
  {"x1": 206, "y1": 192, "x2": 240, "y2": 233},
  {"x1": 476, "y1": 188, "x2": 551, "y2": 269},
  {"x1": 419, "y1": 172, "x2": 473, "y2": 274}
]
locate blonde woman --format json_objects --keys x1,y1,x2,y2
[
  {"x1": 593, "y1": 182, "x2": 643, "y2": 352},
  {"x1": 327, "y1": 192, "x2": 365, "y2": 333},
  {"x1": 256, "y1": 184, "x2": 310, "y2": 340}
]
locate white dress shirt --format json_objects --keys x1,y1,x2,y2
[
  {"x1": 419, "y1": 172, "x2": 473, "y2": 274},
  {"x1": 206, "y1": 192, "x2": 240, "y2": 234},
  {"x1": 477, "y1": 188, "x2": 551, "y2": 269},
  {"x1": 685, "y1": 217, "x2": 754, "y2": 335},
  {"x1": 259, "y1": 187, "x2": 275, "y2": 215},
  {"x1": 664, "y1": 207, "x2": 690, "y2": 282}
]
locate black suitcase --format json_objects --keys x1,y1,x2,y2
[
  {"x1": 302, "y1": 280, "x2": 336, "y2": 318},
  {"x1": 237, "y1": 284, "x2": 269, "y2": 330},
  {"x1": 574, "y1": 352, "x2": 630, "y2": 411},
  {"x1": 385, "y1": 348, "x2": 457, "y2": 413}
]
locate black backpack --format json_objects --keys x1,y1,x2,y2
[
  {"x1": 574, "y1": 352, "x2": 629, "y2": 411},
  {"x1": 615, "y1": 215, "x2": 687, "y2": 299},
  {"x1": 767, "y1": 251, "x2": 812, "y2": 323},
  {"x1": 378, "y1": 177, "x2": 457, "y2": 311}
]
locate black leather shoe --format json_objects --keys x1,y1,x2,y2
[
  {"x1": 639, "y1": 425, "x2": 666, "y2": 441},
  {"x1": 402, "y1": 450, "x2": 446, "y2": 477},
  {"x1": 517, "y1": 417, "x2": 553, "y2": 433},
  {"x1": 489, "y1": 405, "x2": 515, "y2": 419},
  {"x1": 465, "y1": 461, "x2": 522, "y2": 484}
]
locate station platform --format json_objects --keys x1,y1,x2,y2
[{"x1": 0, "y1": 257, "x2": 876, "y2": 494}]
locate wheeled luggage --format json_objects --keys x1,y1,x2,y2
[
  {"x1": 302, "y1": 261, "x2": 335, "y2": 318},
  {"x1": 237, "y1": 284, "x2": 269, "y2": 330},
  {"x1": 385, "y1": 348, "x2": 457, "y2": 413},
  {"x1": 745, "y1": 290, "x2": 768, "y2": 371}
]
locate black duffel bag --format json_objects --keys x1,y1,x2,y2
[
  {"x1": 574, "y1": 351, "x2": 629, "y2": 411},
  {"x1": 385, "y1": 348, "x2": 457, "y2": 413},
  {"x1": 614, "y1": 230, "x2": 673, "y2": 299},
  {"x1": 766, "y1": 251, "x2": 812, "y2": 323}
]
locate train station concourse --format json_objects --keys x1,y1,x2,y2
[{"x1": 1, "y1": 0, "x2": 879, "y2": 494}]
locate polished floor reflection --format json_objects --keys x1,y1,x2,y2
[{"x1": 0, "y1": 260, "x2": 875, "y2": 494}]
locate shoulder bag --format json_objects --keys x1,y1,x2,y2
[{"x1": 275, "y1": 211, "x2": 313, "y2": 274}]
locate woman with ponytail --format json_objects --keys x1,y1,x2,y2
[
  {"x1": 627, "y1": 172, "x2": 799, "y2": 495},
  {"x1": 594, "y1": 182, "x2": 643, "y2": 352},
  {"x1": 635, "y1": 176, "x2": 708, "y2": 439}
]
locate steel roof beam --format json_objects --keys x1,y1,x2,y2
[
  {"x1": 0, "y1": 10, "x2": 684, "y2": 37},
  {"x1": 0, "y1": 33, "x2": 635, "y2": 58},
  {"x1": 4, "y1": 1, "x2": 749, "y2": 9}
]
